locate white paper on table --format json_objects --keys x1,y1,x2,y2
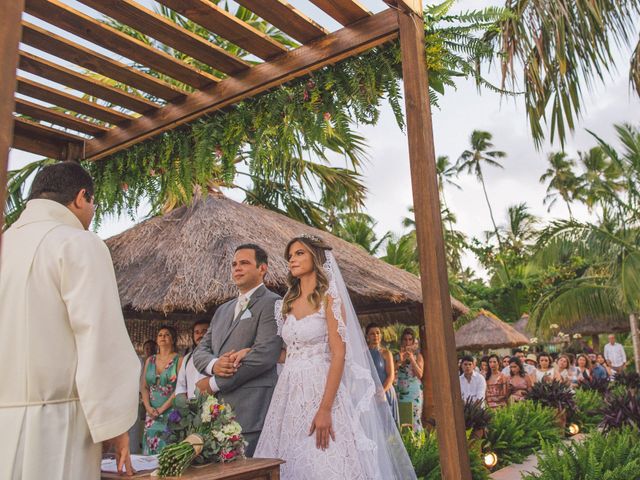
[{"x1": 101, "y1": 454, "x2": 159, "y2": 473}]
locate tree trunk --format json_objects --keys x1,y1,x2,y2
[
  {"x1": 630, "y1": 313, "x2": 640, "y2": 372},
  {"x1": 591, "y1": 334, "x2": 600, "y2": 352}
]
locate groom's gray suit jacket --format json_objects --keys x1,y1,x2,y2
[{"x1": 193, "y1": 285, "x2": 282, "y2": 436}]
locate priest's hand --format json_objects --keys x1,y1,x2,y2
[
  {"x1": 196, "y1": 377, "x2": 214, "y2": 395},
  {"x1": 105, "y1": 431, "x2": 134, "y2": 476}
]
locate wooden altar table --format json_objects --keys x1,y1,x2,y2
[{"x1": 101, "y1": 458, "x2": 283, "y2": 480}]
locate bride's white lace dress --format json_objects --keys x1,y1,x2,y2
[{"x1": 254, "y1": 303, "x2": 375, "y2": 479}]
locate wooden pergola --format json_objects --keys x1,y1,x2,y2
[{"x1": 0, "y1": 0, "x2": 471, "y2": 477}]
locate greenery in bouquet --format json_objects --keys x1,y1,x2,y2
[{"x1": 157, "y1": 393, "x2": 245, "y2": 477}]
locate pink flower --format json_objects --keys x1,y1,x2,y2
[
  {"x1": 229, "y1": 435, "x2": 241, "y2": 443},
  {"x1": 221, "y1": 451, "x2": 236, "y2": 460},
  {"x1": 323, "y1": 112, "x2": 331, "y2": 122}
]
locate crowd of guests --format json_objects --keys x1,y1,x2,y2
[{"x1": 459, "y1": 334, "x2": 628, "y2": 407}]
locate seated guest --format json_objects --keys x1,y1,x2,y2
[
  {"x1": 175, "y1": 320, "x2": 210, "y2": 400},
  {"x1": 141, "y1": 326, "x2": 183, "y2": 454},
  {"x1": 535, "y1": 352, "x2": 555, "y2": 383},
  {"x1": 508, "y1": 356, "x2": 533, "y2": 402},
  {"x1": 366, "y1": 323, "x2": 399, "y2": 425},
  {"x1": 553, "y1": 354, "x2": 572, "y2": 386},
  {"x1": 459, "y1": 355, "x2": 486, "y2": 403},
  {"x1": 575, "y1": 354, "x2": 592, "y2": 385},
  {"x1": 485, "y1": 354, "x2": 510, "y2": 408},
  {"x1": 591, "y1": 353, "x2": 609, "y2": 380}
]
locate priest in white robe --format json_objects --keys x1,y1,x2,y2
[{"x1": 0, "y1": 162, "x2": 141, "y2": 479}]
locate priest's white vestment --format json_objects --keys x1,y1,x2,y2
[{"x1": 0, "y1": 199, "x2": 141, "y2": 479}]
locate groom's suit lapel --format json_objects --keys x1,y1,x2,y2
[{"x1": 219, "y1": 285, "x2": 265, "y2": 349}]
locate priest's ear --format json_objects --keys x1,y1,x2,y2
[{"x1": 69, "y1": 188, "x2": 95, "y2": 230}]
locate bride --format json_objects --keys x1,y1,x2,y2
[{"x1": 254, "y1": 235, "x2": 416, "y2": 479}]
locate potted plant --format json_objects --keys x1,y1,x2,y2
[
  {"x1": 463, "y1": 398, "x2": 493, "y2": 439},
  {"x1": 526, "y1": 380, "x2": 576, "y2": 430}
]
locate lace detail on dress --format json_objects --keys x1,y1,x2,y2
[{"x1": 275, "y1": 299, "x2": 284, "y2": 337}]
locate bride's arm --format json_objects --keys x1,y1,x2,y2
[
  {"x1": 278, "y1": 348, "x2": 286, "y2": 363},
  {"x1": 310, "y1": 296, "x2": 345, "y2": 450}
]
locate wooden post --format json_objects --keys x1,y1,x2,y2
[
  {"x1": 0, "y1": 0, "x2": 25, "y2": 254},
  {"x1": 630, "y1": 314, "x2": 640, "y2": 372},
  {"x1": 396, "y1": 1, "x2": 472, "y2": 478}
]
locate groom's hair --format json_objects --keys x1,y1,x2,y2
[{"x1": 235, "y1": 243, "x2": 268, "y2": 267}]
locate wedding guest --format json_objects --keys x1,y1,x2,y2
[
  {"x1": 553, "y1": 354, "x2": 572, "y2": 386},
  {"x1": 175, "y1": 320, "x2": 210, "y2": 400},
  {"x1": 142, "y1": 340, "x2": 157, "y2": 360},
  {"x1": 502, "y1": 349, "x2": 535, "y2": 376},
  {"x1": 596, "y1": 353, "x2": 613, "y2": 379},
  {"x1": 396, "y1": 328, "x2": 424, "y2": 431},
  {"x1": 535, "y1": 352, "x2": 555, "y2": 383},
  {"x1": 575, "y1": 354, "x2": 592, "y2": 385},
  {"x1": 508, "y1": 356, "x2": 533, "y2": 402},
  {"x1": 366, "y1": 323, "x2": 399, "y2": 425},
  {"x1": 524, "y1": 353, "x2": 538, "y2": 382},
  {"x1": 589, "y1": 353, "x2": 607, "y2": 380},
  {"x1": 604, "y1": 334, "x2": 627, "y2": 375},
  {"x1": 460, "y1": 355, "x2": 486, "y2": 403},
  {"x1": 501, "y1": 355, "x2": 511, "y2": 369},
  {"x1": 141, "y1": 326, "x2": 182, "y2": 454},
  {"x1": 485, "y1": 354, "x2": 510, "y2": 408},
  {"x1": 479, "y1": 356, "x2": 490, "y2": 377}
]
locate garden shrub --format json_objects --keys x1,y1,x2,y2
[
  {"x1": 485, "y1": 401, "x2": 562, "y2": 467},
  {"x1": 572, "y1": 388, "x2": 605, "y2": 432},
  {"x1": 522, "y1": 428, "x2": 640, "y2": 480}
]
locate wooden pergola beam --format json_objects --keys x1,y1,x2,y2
[
  {"x1": 77, "y1": 0, "x2": 250, "y2": 76},
  {"x1": 25, "y1": 0, "x2": 219, "y2": 89},
  {"x1": 0, "y1": 0, "x2": 24, "y2": 254},
  {"x1": 235, "y1": 0, "x2": 328, "y2": 44},
  {"x1": 21, "y1": 21, "x2": 183, "y2": 101},
  {"x1": 12, "y1": 117, "x2": 84, "y2": 160},
  {"x1": 309, "y1": 0, "x2": 371, "y2": 26},
  {"x1": 14, "y1": 97, "x2": 110, "y2": 137},
  {"x1": 396, "y1": 0, "x2": 472, "y2": 478},
  {"x1": 18, "y1": 51, "x2": 159, "y2": 115},
  {"x1": 84, "y1": 9, "x2": 399, "y2": 161},
  {"x1": 16, "y1": 77, "x2": 133, "y2": 126},
  {"x1": 155, "y1": 0, "x2": 288, "y2": 60}
]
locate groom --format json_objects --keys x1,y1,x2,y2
[{"x1": 193, "y1": 244, "x2": 282, "y2": 456}]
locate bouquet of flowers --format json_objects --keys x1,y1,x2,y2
[{"x1": 157, "y1": 393, "x2": 245, "y2": 477}]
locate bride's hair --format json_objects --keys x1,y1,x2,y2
[{"x1": 282, "y1": 234, "x2": 332, "y2": 314}]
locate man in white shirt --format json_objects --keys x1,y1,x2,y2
[
  {"x1": 175, "y1": 320, "x2": 210, "y2": 399},
  {"x1": 502, "y1": 349, "x2": 536, "y2": 376},
  {"x1": 459, "y1": 355, "x2": 486, "y2": 403},
  {"x1": 604, "y1": 334, "x2": 627, "y2": 374}
]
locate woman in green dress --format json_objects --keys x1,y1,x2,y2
[
  {"x1": 141, "y1": 326, "x2": 182, "y2": 454},
  {"x1": 395, "y1": 328, "x2": 424, "y2": 432}
]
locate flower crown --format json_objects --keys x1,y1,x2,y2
[{"x1": 299, "y1": 233, "x2": 322, "y2": 243}]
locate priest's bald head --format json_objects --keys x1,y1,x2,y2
[{"x1": 28, "y1": 161, "x2": 95, "y2": 230}]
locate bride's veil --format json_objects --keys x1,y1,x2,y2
[{"x1": 322, "y1": 251, "x2": 417, "y2": 480}]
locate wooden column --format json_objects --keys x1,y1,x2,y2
[
  {"x1": 0, "y1": 0, "x2": 25, "y2": 253},
  {"x1": 396, "y1": 1, "x2": 472, "y2": 478}
]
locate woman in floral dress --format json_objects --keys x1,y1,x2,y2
[
  {"x1": 395, "y1": 328, "x2": 424, "y2": 431},
  {"x1": 141, "y1": 326, "x2": 182, "y2": 454}
]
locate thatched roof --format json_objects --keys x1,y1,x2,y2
[
  {"x1": 455, "y1": 310, "x2": 530, "y2": 351},
  {"x1": 515, "y1": 313, "x2": 629, "y2": 341},
  {"x1": 106, "y1": 195, "x2": 468, "y2": 326},
  {"x1": 513, "y1": 314, "x2": 534, "y2": 337}
]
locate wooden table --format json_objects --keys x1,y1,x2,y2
[{"x1": 101, "y1": 458, "x2": 283, "y2": 480}]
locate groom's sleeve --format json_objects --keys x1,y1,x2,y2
[
  {"x1": 193, "y1": 319, "x2": 215, "y2": 374},
  {"x1": 215, "y1": 297, "x2": 282, "y2": 393}
]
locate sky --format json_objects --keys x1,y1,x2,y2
[{"x1": 8, "y1": 0, "x2": 640, "y2": 272}]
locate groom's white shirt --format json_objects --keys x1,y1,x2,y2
[{"x1": 207, "y1": 283, "x2": 264, "y2": 392}]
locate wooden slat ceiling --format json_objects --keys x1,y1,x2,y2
[{"x1": 12, "y1": 0, "x2": 398, "y2": 161}]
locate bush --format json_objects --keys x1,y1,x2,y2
[
  {"x1": 522, "y1": 428, "x2": 640, "y2": 479},
  {"x1": 600, "y1": 388, "x2": 640, "y2": 432},
  {"x1": 526, "y1": 380, "x2": 576, "y2": 417},
  {"x1": 612, "y1": 370, "x2": 640, "y2": 390},
  {"x1": 577, "y1": 375, "x2": 610, "y2": 394},
  {"x1": 486, "y1": 401, "x2": 563, "y2": 467},
  {"x1": 571, "y1": 388, "x2": 605, "y2": 432},
  {"x1": 464, "y1": 398, "x2": 493, "y2": 432},
  {"x1": 402, "y1": 430, "x2": 490, "y2": 480}
]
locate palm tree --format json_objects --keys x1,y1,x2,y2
[
  {"x1": 331, "y1": 213, "x2": 391, "y2": 255},
  {"x1": 532, "y1": 219, "x2": 640, "y2": 370},
  {"x1": 500, "y1": 203, "x2": 539, "y2": 255},
  {"x1": 380, "y1": 233, "x2": 419, "y2": 275},
  {"x1": 574, "y1": 147, "x2": 625, "y2": 214},
  {"x1": 486, "y1": 0, "x2": 640, "y2": 148},
  {"x1": 539, "y1": 152, "x2": 578, "y2": 218},
  {"x1": 457, "y1": 130, "x2": 506, "y2": 250}
]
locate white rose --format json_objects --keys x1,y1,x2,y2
[{"x1": 222, "y1": 422, "x2": 242, "y2": 436}]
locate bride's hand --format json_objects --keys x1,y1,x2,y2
[{"x1": 309, "y1": 408, "x2": 335, "y2": 450}]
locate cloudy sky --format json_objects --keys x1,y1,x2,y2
[{"x1": 9, "y1": 0, "x2": 640, "y2": 271}]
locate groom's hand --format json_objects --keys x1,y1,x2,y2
[{"x1": 213, "y1": 351, "x2": 238, "y2": 377}]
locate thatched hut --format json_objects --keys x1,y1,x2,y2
[
  {"x1": 106, "y1": 194, "x2": 468, "y2": 351},
  {"x1": 455, "y1": 310, "x2": 529, "y2": 352}
]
